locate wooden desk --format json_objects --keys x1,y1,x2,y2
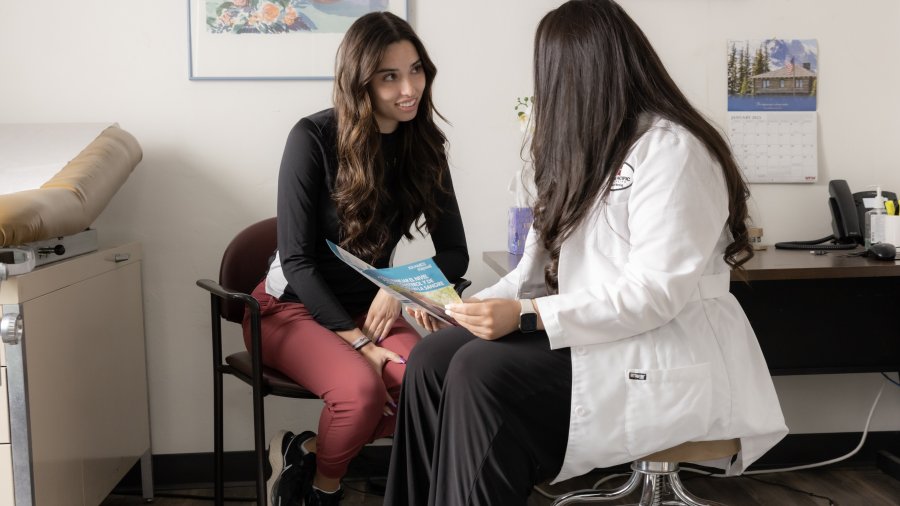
[
  {"x1": 728, "y1": 248, "x2": 900, "y2": 375},
  {"x1": 482, "y1": 248, "x2": 900, "y2": 375}
]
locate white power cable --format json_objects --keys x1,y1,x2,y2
[
  {"x1": 533, "y1": 378, "x2": 889, "y2": 500},
  {"x1": 684, "y1": 380, "x2": 886, "y2": 477}
]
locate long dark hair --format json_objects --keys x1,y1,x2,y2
[
  {"x1": 532, "y1": 0, "x2": 752, "y2": 292},
  {"x1": 332, "y1": 12, "x2": 449, "y2": 261}
]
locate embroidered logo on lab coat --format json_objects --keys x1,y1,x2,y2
[{"x1": 611, "y1": 163, "x2": 634, "y2": 191}]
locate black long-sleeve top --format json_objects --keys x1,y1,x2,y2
[{"x1": 265, "y1": 109, "x2": 469, "y2": 331}]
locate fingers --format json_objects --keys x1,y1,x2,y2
[
  {"x1": 378, "y1": 323, "x2": 392, "y2": 343},
  {"x1": 384, "y1": 386, "x2": 397, "y2": 415},
  {"x1": 444, "y1": 310, "x2": 500, "y2": 340},
  {"x1": 444, "y1": 306, "x2": 486, "y2": 328},
  {"x1": 362, "y1": 313, "x2": 376, "y2": 338},
  {"x1": 383, "y1": 395, "x2": 396, "y2": 416},
  {"x1": 445, "y1": 299, "x2": 519, "y2": 340},
  {"x1": 384, "y1": 349, "x2": 406, "y2": 365},
  {"x1": 427, "y1": 315, "x2": 449, "y2": 333},
  {"x1": 416, "y1": 311, "x2": 435, "y2": 333},
  {"x1": 445, "y1": 301, "x2": 483, "y2": 316},
  {"x1": 406, "y1": 307, "x2": 437, "y2": 334},
  {"x1": 363, "y1": 310, "x2": 390, "y2": 339},
  {"x1": 365, "y1": 313, "x2": 394, "y2": 343},
  {"x1": 367, "y1": 290, "x2": 402, "y2": 341}
]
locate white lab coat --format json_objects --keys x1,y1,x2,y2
[{"x1": 474, "y1": 118, "x2": 788, "y2": 483}]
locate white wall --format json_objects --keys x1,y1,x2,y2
[{"x1": 1, "y1": 0, "x2": 898, "y2": 456}]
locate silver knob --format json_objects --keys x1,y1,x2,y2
[{"x1": 1, "y1": 313, "x2": 23, "y2": 345}]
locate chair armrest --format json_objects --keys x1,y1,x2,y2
[
  {"x1": 197, "y1": 278, "x2": 259, "y2": 312},
  {"x1": 197, "y1": 278, "x2": 265, "y2": 385},
  {"x1": 453, "y1": 278, "x2": 472, "y2": 297},
  {"x1": 197, "y1": 278, "x2": 262, "y2": 326}
]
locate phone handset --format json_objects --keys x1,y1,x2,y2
[
  {"x1": 774, "y1": 179, "x2": 860, "y2": 250},
  {"x1": 828, "y1": 180, "x2": 863, "y2": 244}
]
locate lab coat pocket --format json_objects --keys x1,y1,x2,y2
[{"x1": 623, "y1": 363, "x2": 713, "y2": 459}]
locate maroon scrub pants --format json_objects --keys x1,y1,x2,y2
[{"x1": 243, "y1": 281, "x2": 421, "y2": 479}]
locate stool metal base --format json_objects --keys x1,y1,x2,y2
[{"x1": 552, "y1": 461, "x2": 727, "y2": 506}]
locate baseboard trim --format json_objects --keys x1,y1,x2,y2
[
  {"x1": 113, "y1": 431, "x2": 900, "y2": 492},
  {"x1": 113, "y1": 445, "x2": 391, "y2": 493}
]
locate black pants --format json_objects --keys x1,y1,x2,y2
[{"x1": 384, "y1": 326, "x2": 573, "y2": 506}]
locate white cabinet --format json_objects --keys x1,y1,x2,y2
[{"x1": 0, "y1": 243, "x2": 152, "y2": 505}]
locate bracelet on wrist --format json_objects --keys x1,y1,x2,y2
[{"x1": 351, "y1": 336, "x2": 372, "y2": 351}]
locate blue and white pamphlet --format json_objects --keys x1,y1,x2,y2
[{"x1": 326, "y1": 240, "x2": 461, "y2": 326}]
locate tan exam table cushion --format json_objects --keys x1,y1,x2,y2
[{"x1": 0, "y1": 125, "x2": 142, "y2": 247}]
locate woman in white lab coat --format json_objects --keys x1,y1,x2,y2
[{"x1": 384, "y1": 1, "x2": 788, "y2": 505}]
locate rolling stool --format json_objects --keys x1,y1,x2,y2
[{"x1": 552, "y1": 439, "x2": 741, "y2": 506}]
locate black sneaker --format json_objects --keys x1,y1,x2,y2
[
  {"x1": 305, "y1": 486, "x2": 344, "y2": 506},
  {"x1": 266, "y1": 430, "x2": 316, "y2": 506}
]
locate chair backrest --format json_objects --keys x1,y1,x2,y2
[{"x1": 219, "y1": 217, "x2": 277, "y2": 323}]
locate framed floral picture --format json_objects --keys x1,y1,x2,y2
[{"x1": 188, "y1": 0, "x2": 408, "y2": 80}]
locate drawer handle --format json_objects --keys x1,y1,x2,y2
[{"x1": 112, "y1": 253, "x2": 131, "y2": 263}]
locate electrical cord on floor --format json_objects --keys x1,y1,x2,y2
[
  {"x1": 532, "y1": 470, "x2": 634, "y2": 499},
  {"x1": 679, "y1": 467, "x2": 839, "y2": 505},
  {"x1": 534, "y1": 378, "x2": 890, "y2": 503},
  {"x1": 117, "y1": 378, "x2": 899, "y2": 504},
  {"x1": 688, "y1": 381, "x2": 885, "y2": 476},
  {"x1": 531, "y1": 483, "x2": 561, "y2": 500},
  {"x1": 531, "y1": 483, "x2": 558, "y2": 499},
  {"x1": 742, "y1": 475, "x2": 836, "y2": 505}
]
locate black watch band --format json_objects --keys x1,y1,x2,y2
[{"x1": 519, "y1": 299, "x2": 538, "y2": 333}]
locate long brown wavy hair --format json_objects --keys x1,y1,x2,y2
[
  {"x1": 332, "y1": 12, "x2": 449, "y2": 261},
  {"x1": 532, "y1": 0, "x2": 753, "y2": 293}
]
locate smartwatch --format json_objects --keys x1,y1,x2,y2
[{"x1": 518, "y1": 299, "x2": 538, "y2": 333}]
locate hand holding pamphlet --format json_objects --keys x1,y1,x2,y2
[{"x1": 326, "y1": 240, "x2": 461, "y2": 326}]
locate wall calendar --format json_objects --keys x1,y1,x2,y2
[
  {"x1": 726, "y1": 38, "x2": 818, "y2": 183},
  {"x1": 728, "y1": 111, "x2": 817, "y2": 183}
]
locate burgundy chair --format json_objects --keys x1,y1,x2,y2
[
  {"x1": 197, "y1": 217, "x2": 316, "y2": 505},
  {"x1": 197, "y1": 217, "x2": 471, "y2": 505}
]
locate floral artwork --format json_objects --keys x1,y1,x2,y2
[
  {"x1": 206, "y1": 0, "x2": 389, "y2": 34},
  {"x1": 189, "y1": 0, "x2": 405, "y2": 79}
]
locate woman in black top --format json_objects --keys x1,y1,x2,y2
[{"x1": 243, "y1": 11, "x2": 468, "y2": 506}]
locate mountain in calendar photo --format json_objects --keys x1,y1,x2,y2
[{"x1": 726, "y1": 38, "x2": 818, "y2": 112}]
